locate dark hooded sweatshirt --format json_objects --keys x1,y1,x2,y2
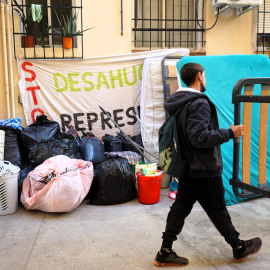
[{"x1": 164, "y1": 89, "x2": 234, "y2": 179}]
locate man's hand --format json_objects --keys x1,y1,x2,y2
[{"x1": 230, "y1": 124, "x2": 244, "y2": 138}]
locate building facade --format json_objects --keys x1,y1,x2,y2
[{"x1": 0, "y1": 0, "x2": 268, "y2": 123}]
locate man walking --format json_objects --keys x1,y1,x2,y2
[{"x1": 154, "y1": 63, "x2": 262, "y2": 267}]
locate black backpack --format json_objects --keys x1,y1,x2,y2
[{"x1": 158, "y1": 105, "x2": 187, "y2": 178}]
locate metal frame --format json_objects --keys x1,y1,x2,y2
[
  {"x1": 161, "y1": 56, "x2": 183, "y2": 118},
  {"x1": 236, "y1": 5, "x2": 258, "y2": 16},
  {"x1": 230, "y1": 78, "x2": 270, "y2": 198}
]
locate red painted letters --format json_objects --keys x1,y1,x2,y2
[
  {"x1": 22, "y1": 61, "x2": 44, "y2": 122},
  {"x1": 22, "y1": 62, "x2": 36, "y2": 82}
]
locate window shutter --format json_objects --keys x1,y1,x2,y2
[{"x1": 258, "y1": 1, "x2": 270, "y2": 33}]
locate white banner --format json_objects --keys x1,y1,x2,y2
[{"x1": 17, "y1": 49, "x2": 188, "y2": 137}]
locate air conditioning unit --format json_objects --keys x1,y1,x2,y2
[
  {"x1": 247, "y1": 0, "x2": 262, "y2": 5},
  {"x1": 212, "y1": 0, "x2": 262, "y2": 8},
  {"x1": 212, "y1": 0, "x2": 262, "y2": 16}
]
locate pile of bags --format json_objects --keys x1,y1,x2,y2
[
  {"x1": 80, "y1": 132, "x2": 141, "y2": 205},
  {"x1": 0, "y1": 115, "x2": 142, "y2": 212}
]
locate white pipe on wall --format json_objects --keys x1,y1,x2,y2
[
  {"x1": 1, "y1": 1, "x2": 11, "y2": 119},
  {"x1": 6, "y1": 2, "x2": 16, "y2": 118}
]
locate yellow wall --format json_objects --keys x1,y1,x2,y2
[
  {"x1": 0, "y1": 0, "x2": 260, "y2": 123},
  {"x1": 0, "y1": 8, "x2": 25, "y2": 123},
  {"x1": 0, "y1": 26, "x2": 8, "y2": 121},
  {"x1": 205, "y1": 1, "x2": 256, "y2": 55},
  {"x1": 83, "y1": 0, "x2": 132, "y2": 57},
  {"x1": 0, "y1": 3, "x2": 24, "y2": 122}
]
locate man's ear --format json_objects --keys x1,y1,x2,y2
[{"x1": 197, "y1": 72, "x2": 202, "y2": 81}]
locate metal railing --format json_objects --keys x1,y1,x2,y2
[
  {"x1": 256, "y1": 0, "x2": 270, "y2": 56},
  {"x1": 11, "y1": 0, "x2": 84, "y2": 59},
  {"x1": 132, "y1": 0, "x2": 205, "y2": 50}
]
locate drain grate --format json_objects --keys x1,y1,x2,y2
[{"x1": 0, "y1": 182, "x2": 8, "y2": 211}]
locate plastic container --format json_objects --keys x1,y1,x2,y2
[
  {"x1": 136, "y1": 171, "x2": 163, "y2": 204},
  {"x1": 170, "y1": 181, "x2": 178, "y2": 191},
  {"x1": 0, "y1": 130, "x2": 4, "y2": 161},
  {"x1": 160, "y1": 173, "x2": 170, "y2": 189},
  {"x1": 0, "y1": 161, "x2": 20, "y2": 215}
]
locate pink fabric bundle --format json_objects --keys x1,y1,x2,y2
[{"x1": 21, "y1": 155, "x2": 94, "y2": 212}]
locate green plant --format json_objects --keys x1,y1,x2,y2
[
  {"x1": 13, "y1": 0, "x2": 34, "y2": 35},
  {"x1": 39, "y1": 25, "x2": 52, "y2": 47},
  {"x1": 13, "y1": 1, "x2": 51, "y2": 47},
  {"x1": 54, "y1": 10, "x2": 94, "y2": 37}
]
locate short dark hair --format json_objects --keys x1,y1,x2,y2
[{"x1": 180, "y1": 63, "x2": 204, "y2": 87}]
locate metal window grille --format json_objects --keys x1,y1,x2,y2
[
  {"x1": 257, "y1": 0, "x2": 270, "y2": 56},
  {"x1": 132, "y1": 0, "x2": 205, "y2": 50},
  {"x1": 11, "y1": 0, "x2": 84, "y2": 59}
]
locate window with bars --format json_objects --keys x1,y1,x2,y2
[
  {"x1": 132, "y1": 0, "x2": 205, "y2": 50},
  {"x1": 12, "y1": 0, "x2": 84, "y2": 59},
  {"x1": 257, "y1": 0, "x2": 270, "y2": 54}
]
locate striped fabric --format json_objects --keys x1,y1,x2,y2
[{"x1": 105, "y1": 151, "x2": 142, "y2": 164}]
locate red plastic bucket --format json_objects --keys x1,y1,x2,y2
[{"x1": 136, "y1": 171, "x2": 163, "y2": 204}]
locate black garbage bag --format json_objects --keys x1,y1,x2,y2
[
  {"x1": 88, "y1": 156, "x2": 137, "y2": 205},
  {"x1": 85, "y1": 163, "x2": 100, "y2": 200},
  {"x1": 102, "y1": 134, "x2": 122, "y2": 152},
  {"x1": 20, "y1": 115, "x2": 82, "y2": 166},
  {"x1": 20, "y1": 115, "x2": 60, "y2": 149},
  {"x1": 131, "y1": 134, "x2": 144, "y2": 148},
  {"x1": 81, "y1": 136, "x2": 105, "y2": 164},
  {"x1": 0, "y1": 125, "x2": 27, "y2": 169},
  {"x1": 116, "y1": 132, "x2": 144, "y2": 154},
  {"x1": 27, "y1": 133, "x2": 83, "y2": 166},
  {"x1": 18, "y1": 165, "x2": 34, "y2": 204}
]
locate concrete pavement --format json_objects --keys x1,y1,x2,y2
[{"x1": 0, "y1": 188, "x2": 269, "y2": 270}]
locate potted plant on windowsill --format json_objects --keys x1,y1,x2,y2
[
  {"x1": 13, "y1": 0, "x2": 36, "y2": 48},
  {"x1": 13, "y1": 1, "x2": 51, "y2": 48},
  {"x1": 54, "y1": 11, "x2": 94, "y2": 49}
]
